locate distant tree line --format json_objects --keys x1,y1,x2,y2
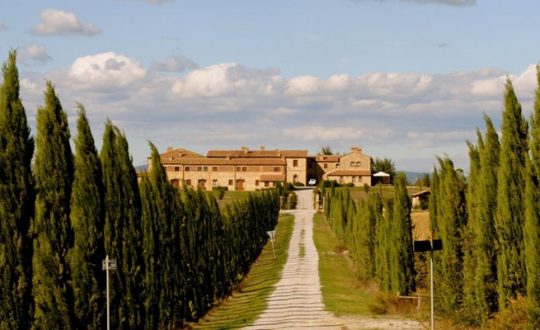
[
  {"x1": 430, "y1": 67, "x2": 540, "y2": 328},
  {"x1": 323, "y1": 174, "x2": 416, "y2": 295},
  {"x1": 0, "y1": 51, "x2": 280, "y2": 329}
]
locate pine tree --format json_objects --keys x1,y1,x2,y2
[
  {"x1": 525, "y1": 65, "x2": 540, "y2": 327},
  {"x1": 0, "y1": 50, "x2": 34, "y2": 329},
  {"x1": 474, "y1": 115, "x2": 500, "y2": 321},
  {"x1": 390, "y1": 173, "x2": 415, "y2": 295},
  {"x1": 495, "y1": 79, "x2": 528, "y2": 308},
  {"x1": 101, "y1": 121, "x2": 143, "y2": 329},
  {"x1": 32, "y1": 81, "x2": 74, "y2": 328},
  {"x1": 68, "y1": 105, "x2": 104, "y2": 329}
]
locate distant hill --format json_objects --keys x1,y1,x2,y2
[
  {"x1": 135, "y1": 164, "x2": 147, "y2": 172},
  {"x1": 402, "y1": 171, "x2": 428, "y2": 184}
]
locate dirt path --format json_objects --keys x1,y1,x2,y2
[{"x1": 246, "y1": 188, "x2": 422, "y2": 330}]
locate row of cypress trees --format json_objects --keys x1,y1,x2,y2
[
  {"x1": 430, "y1": 67, "x2": 540, "y2": 327},
  {"x1": 0, "y1": 51, "x2": 280, "y2": 329},
  {"x1": 323, "y1": 174, "x2": 416, "y2": 295}
]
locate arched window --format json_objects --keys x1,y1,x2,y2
[{"x1": 293, "y1": 174, "x2": 298, "y2": 183}]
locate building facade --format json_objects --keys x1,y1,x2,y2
[{"x1": 153, "y1": 146, "x2": 372, "y2": 191}]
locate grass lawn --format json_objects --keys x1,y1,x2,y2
[
  {"x1": 313, "y1": 212, "x2": 375, "y2": 316},
  {"x1": 215, "y1": 190, "x2": 255, "y2": 209},
  {"x1": 190, "y1": 213, "x2": 295, "y2": 329}
]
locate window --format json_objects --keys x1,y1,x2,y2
[
  {"x1": 324, "y1": 164, "x2": 328, "y2": 169},
  {"x1": 185, "y1": 166, "x2": 190, "y2": 172},
  {"x1": 186, "y1": 179, "x2": 191, "y2": 186},
  {"x1": 255, "y1": 180, "x2": 259, "y2": 186},
  {"x1": 203, "y1": 166, "x2": 208, "y2": 172},
  {"x1": 350, "y1": 161, "x2": 355, "y2": 167},
  {"x1": 264, "y1": 181, "x2": 269, "y2": 187},
  {"x1": 236, "y1": 166, "x2": 241, "y2": 171},
  {"x1": 356, "y1": 161, "x2": 361, "y2": 167},
  {"x1": 174, "y1": 166, "x2": 180, "y2": 172},
  {"x1": 293, "y1": 159, "x2": 298, "y2": 167},
  {"x1": 273, "y1": 166, "x2": 280, "y2": 172},
  {"x1": 352, "y1": 176, "x2": 356, "y2": 183},
  {"x1": 197, "y1": 166, "x2": 202, "y2": 171},
  {"x1": 212, "y1": 166, "x2": 218, "y2": 171},
  {"x1": 242, "y1": 166, "x2": 247, "y2": 172},
  {"x1": 212, "y1": 179, "x2": 218, "y2": 187},
  {"x1": 229, "y1": 179, "x2": 233, "y2": 185},
  {"x1": 336, "y1": 163, "x2": 340, "y2": 168},
  {"x1": 293, "y1": 175, "x2": 298, "y2": 183}
]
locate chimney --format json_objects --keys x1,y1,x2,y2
[
  {"x1": 351, "y1": 146, "x2": 361, "y2": 153},
  {"x1": 260, "y1": 145, "x2": 266, "y2": 150},
  {"x1": 167, "y1": 146, "x2": 173, "y2": 152}
]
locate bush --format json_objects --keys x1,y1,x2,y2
[
  {"x1": 288, "y1": 192, "x2": 298, "y2": 209},
  {"x1": 363, "y1": 183, "x2": 370, "y2": 193},
  {"x1": 212, "y1": 186, "x2": 227, "y2": 199},
  {"x1": 485, "y1": 296, "x2": 528, "y2": 330},
  {"x1": 321, "y1": 180, "x2": 340, "y2": 188},
  {"x1": 293, "y1": 182, "x2": 305, "y2": 187}
]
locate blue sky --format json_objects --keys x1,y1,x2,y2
[{"x1": 1, "y1": 0, "x2": 539, "y2": 171}]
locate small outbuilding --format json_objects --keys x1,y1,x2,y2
[
  {"x1": 411, "y1": 189, "x2": 430, "y2": 209},
  {"x1": 372, "y1": 171, "x2": 391, "y2": 185}
]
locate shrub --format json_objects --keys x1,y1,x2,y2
[
  {"x1": 288, "y1": 192, "x2": 298, "y2": 209},
  {"x1": 363, "y1": 183, "x2": 370, "y2": 193}
]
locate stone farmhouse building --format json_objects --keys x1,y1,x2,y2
[{"x1": 153, "y1": 146, "x2": 372, "y2": 191}]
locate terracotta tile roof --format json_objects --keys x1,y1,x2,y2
[
  {"x1": 316, "y1": 155, "x2": 340, "y2": 162},
  {"x1": 411, "y1": 189, "x2": 431, "y2": 197},
  {"x1": 207, "y1": 149, "x2": 308, "y2": 158},
  {"x1": 161, "y1": 157, "x2": 286, "y2": 166},
  {"x1": 260, "y1": 174, "x2": 286, "y2": 181},
  {"x1": 326, "y1": 169, "x2": 371, "y2": 176},
  {"x1": 160, "y1": 147, "x2": 203, "y2": 160}
]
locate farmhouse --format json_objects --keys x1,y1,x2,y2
[{"x1": 152, "y1": 146, "x2": 372, "y2": 191}]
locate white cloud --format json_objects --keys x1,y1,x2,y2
[
  {"x1": 17, "y1": 55, "x2": 540, "y2": 172},
  {"x1": 19, "y1": 43, "x2": 52, "y2": 65},
  {"x1": 151, "y1": 54, "x2": 198, "y2": 72},
  {"x1": 32, "y1": 9, "x2": 100, "y2": 36},
  {"x1": 287, "y1": 76, "x2": 323, "y2": 95},
  {"x1": 68, "y1": 52, "x2": 146, "y2": 90}
]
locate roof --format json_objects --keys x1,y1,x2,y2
[
  {"x1": 373, "y1": 171, "x2": 390, "y2": 177},
  {"x1": 207, "y1": 149, "x2": 308, "y2": 158},
  {"x1": 160, "y1": 147, "x2": 203, "y2": 160},
  {"x1": 260, "y1": 174, "x2": 286, "y2": 181},
  {"x1": 411, "y1": 189, "x2": 431, "y2": 197},
  {"x1": 161, "y1": 157, "x2": 286, "y2": 166},
  {"x1": 315, "y1": 155, "x2": 340, "y2": 162},
  {"x1": 326, "y1": 170, "x2": 371, "y2": 177}
]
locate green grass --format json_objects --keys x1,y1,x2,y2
[
  {"x1": 190, "y1": 213, "x2": 295, "y2": 329},
  {"x1": 216, "y1": 190, "x2": 254, "y2": 209},
  {"x1": 313, "y1": 212, "x2": 375, "y2": 316}
]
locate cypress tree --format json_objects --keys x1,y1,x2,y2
[
  {"x1": 434, "y1": 157, "x2": 467, "y2": 316},
  {"x1": 474, "y1": 115, "x2": 500, "y2": 321},
  {"x1": 495, "y1": 79, "x2": 528, "y2": 308},
  {"x1": 462, "y1": 138, "x2": 482, "y2": 322},
  {"x1": 68, "y1": 105, "x2": 104, "y2": 329},
  {"x1": 525, "y1": 65, "x2": 540, "y2": 327},
  {"x1": 0, "y1": 50, "x2": 34, "y2": 329},
  {"x1": 141, "y1": 143, "x2": 183, "y2": 328},
  {"x1": 101, "y1": 121, "x2": 143, "y2": 329},
  {"x1": 390, "y1": 173, "x2": 415, "y2": 295},
  {"x1": 32, "y1": 81, "x2": 74, "y2": 328}
]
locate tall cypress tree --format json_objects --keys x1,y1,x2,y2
[
  {"x1": 0, "y1": 50, "x2": 34, "y2": 329},
  {"x1": 32, "y1": 81, "x2": 74, "y2": 328},
  {"x1": 390, "y1": 173, "x2": 415, "y2": 295},
  {"x1": 462, "y1": 138, "x2": 482, "y2": 322},
  {"x1": 141, "y1": 143, "x2": 183, "y2": 328},
  {"x1": 68, "y1": 105, "x2": 104, "y2": 329},
  {"x1": 474, "y1": 115, "x2": 500, "y2": 321},
  {"x1": 101, "y1": 122, "x2": 143, "y2": 329},
  {"x1": 495, "y1": 79, "x2": 528, "y2": 308},
  {"x1": 525, "y1": 65, "x2": 540, "y2": 327},
  {"x1": 433, "y1": 157, "x2": 467, "y2": 316}
]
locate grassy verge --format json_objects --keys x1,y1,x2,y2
[
  {"x1": 190, "y1": 213, "x2": 295, "y2": 329},
  {"x1": 313, "y1": 212, "x2": 375, "y2": 316}
]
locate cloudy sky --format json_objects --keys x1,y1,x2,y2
[{"x1": 1, "y1": 0, "x2": 539, "y2": 172}]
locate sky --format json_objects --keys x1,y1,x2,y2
[{"x1": 1, "y1": 0, "x2": 540, "y2": 172}]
